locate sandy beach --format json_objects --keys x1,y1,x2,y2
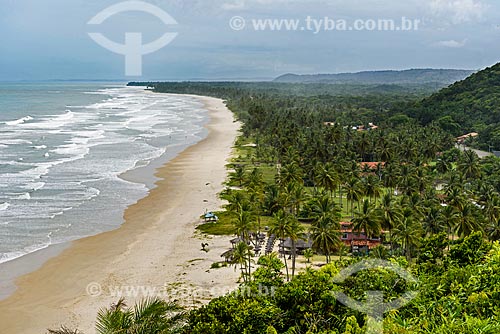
[{"x1": 0, "y1": 95, "x2": 240, "y2": 333}]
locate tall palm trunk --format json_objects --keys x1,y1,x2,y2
[
  {"x1": 281, "y1": 240, "x2": 290, "y2": 281},
  {"x1": 291, "y1": 239, "x2": 297, "y2": 278},
  {"x1": 247, "y1": 252, "x2": 252, "y2": 282},
  {"x1": 365, "y1": 228, "x2": 369, "y2": 255},
  {"x1": 339, "y1": 184, "x2": 343, "y2": 209},
  {"x1": 239, "y1": 262, "x2": 246, "y2": 283},
  {"x1": 405, "y1": 237, "x2": 411, "y2": 261}
]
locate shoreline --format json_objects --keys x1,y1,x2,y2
[
  {"x1": 0, "y1": 91, "x2": 209, "y2": 299},
  {"x1": 0, "y1": 94, "x2": 240, "y2": 333}
]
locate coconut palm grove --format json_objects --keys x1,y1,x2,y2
[{"x1": 51, "y1": 63, "x2": 500, "y2": 333}]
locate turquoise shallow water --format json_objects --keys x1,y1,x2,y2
[{"x1": 0, "y1": 83, "x2": 208, "y2": 263}]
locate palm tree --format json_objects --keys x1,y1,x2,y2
[
  {"x1": 377, "y1": 192, "x2": 402, "y2": 252},
  {"x1": 345, "y1": 177, "x2": 362, "y2": 217},
  {"x1": 352, "y1": 199, "x2": 381, "y2": 255},
  {"x1": 377, "y1": 139, "x2": 393, "y2": 162},
  {"x1": 278, "y1": 161, "x2": 303, "y2": 186},
  {"x1": 441, "y1": 205, "x2": 459, "y2": 244},
  {"x1": 288, "y1": 216, "x2": 305, "y2": 278},
  {"x1": 414, "y1": 167, "x2": 428, "y2": 194},
  {"x1": 280, "y1": 182, "x2": 307, "y2": 215},
  {"x1": 263, "y1": 184, "x2": 281, "y2": 215},
  {"x1": 231, "y1": 165, "x2": 246, "y2": 187},
  {"x1": 311, "y1": 195, "x2": 341, "y2": 223},
  {"x1": 336, "y1": 161, "x2": 347, "y2": 208},
  {"x1": 445, "y1": 186, "x2": 467, "y2": 212},
  {"x1": 223, "y1": 190, "x2": 248, "y2": 213},
  {"x1": 458, "y1": 149, "x2": 481, "y2": 180},
  {"x1": 484, "y1": 195, "x2": 500, "y2": 225},
  {"x1": 436, "y1": 159, "x2": 450, "y2": 175},
  {"x1": 303, "y1": 248, "x2": 314, "y2": 263},
  {"x1": 246, "y1": 168, "x2": 265, "y2": 232},
  {"x1": 397, "y1": 164, "x2": 417, "y2": 196},
  {"x1": 232, "y1": 242, "x2": 253, "y2": 283},
  {"x1": 401, "y1": 193, "x2": 425, "y2": 220},
  {"x1": 278, "y1": 183, "x2": 295, "y2": 214},
  {"x1": 244, "y1": 166, "x2": 261, "y2": 185},
  {"x1": 234, "y1": 208, "x2": 256, "y2": 243},
  {"x1": 269, "y1": 211, "x2": 292, "y2": 280},
  {"x1": 361, "y1": 174, "x2": 381, "y2": 204},
  {"x1": 382, "y1": 163, "x2": 399, "y2": 194},
  {"x1": 423, "y1": 206, "x2": 445, "y2": 236},
  {"x1": 357, "y1": 131, "x2": 371, "y2": 161},
  {"x1": 310, "y1": 214, "x2": 341, "y2": 263},
  {"x1": 315, "y1": 162, "x2": 338, "y2": 198},
  {"x1": 487, "y1": 217, "x2": 500, "y2": 241},
  {"x1": 95, "y1": 298, "x2": 185, "y2": 334},
  {"x1": 423, "y1": 138, "x2": 442, "y2": 161},
  {"x1": 392, "y1": 209, "x2": 423, "y2": 260},
  {"x1": 455, "y1": 203, "x2": 482, "y2": 238}
]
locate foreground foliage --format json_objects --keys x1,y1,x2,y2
[{"x1": 184, "y1": 235, "x2": 500, "y2": 333}]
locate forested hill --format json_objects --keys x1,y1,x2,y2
[
  {"x1": 129, "y1": 63, "x2": 500, "y2": 149},
  {"x1": 403, "y1": 62, "x2": 500, "y2": 149},
  {"x1": 274, "y1": 69, "x2": 474, "y2": 86}
]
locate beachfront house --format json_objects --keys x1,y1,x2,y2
[
  {"x1": 456, "y1": 132, "x2": 479, "y2": 144},
  {"x1": 340, "y1": 222, "x2": 384, "y2": 254}
]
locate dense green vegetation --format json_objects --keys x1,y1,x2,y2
[
  {"x1": 402, "y1": 63, "x2": 500, "y2": 149},
  {"x1": 131, "y1": 62, "x2": 500, "y2": 150},
  {"x1": 53, "y1": 73, "x2": 500, "y2": 333},
  {"x1": 274, "y1": 69, "x2": 473, "y2": 86},
  {"x1": 128, "y1": 81, "x2": 433, "y2": 130},
  {"x1": 185, "y1": 234, "x2": 500, "y2": 333}
]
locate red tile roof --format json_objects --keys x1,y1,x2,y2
[{"x1": 359, "y1": 162, "x2": 386, "y2": 169}]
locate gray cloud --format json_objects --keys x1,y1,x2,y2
[
  {"x1": 427, "y1": 0, "x2": 487, "y2": 24},
  {"x1": 435, "y1": 39, "x2": 468, "y2": 47}
]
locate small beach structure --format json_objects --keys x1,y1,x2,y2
[
  {"x1": 221, "y1": 249, "x2": 234, "y2": 263},
  {"x1": 204, "y1": 212, "x2": 219, "y2": 222},
  {"x1": 279, "y1": 236, "x2": 313, "y2": 255},
  {"x1": 230, "y1": 237, "x2": 244, "y2": 248}
]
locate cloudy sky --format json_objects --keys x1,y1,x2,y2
[{"x1": 1, "y1": 0, "x2": 499, "y2": 80}]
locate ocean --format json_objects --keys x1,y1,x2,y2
[{"x1": 0, "y1": 83, "x2": 208, "y2": 264}]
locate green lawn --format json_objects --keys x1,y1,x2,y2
[{"x1": 196, "y1": 211, "x2": 236, "y2": 235}]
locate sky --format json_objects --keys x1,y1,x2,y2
[{"x1": 1, "y1": 0, "x2": 499, "y2": 81}]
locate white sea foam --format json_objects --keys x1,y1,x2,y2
[
  {"x1": 19, "y1": 110, "x2": 78, "y2": 129},
  {"x1": 0, "y1": 85, "x2": 208, "y2": 266},
  {"x1": 0, "y1": 202, "x2": 10, "y2": 211},
  {"x1": 16, "y1": 193, "x2": 31, "y2": 200},
  {"x1": 0, "y1": 139, "x2": 33, "y2": 145},
  {"x1": 23, "y1": 182, "x2": 45, "y2": 191},
  {"x1": 0, "y1": 242, "x2": 53, "y2": 264},
  {"x1": 5, "y1": 116, "x2": 33, "y2": 126}
]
